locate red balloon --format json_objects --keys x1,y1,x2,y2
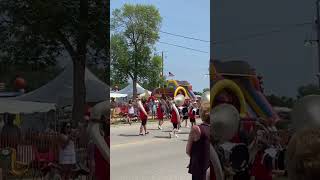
[{"x1": 14, "y1": 77, "x2": 26, "y2": 89}]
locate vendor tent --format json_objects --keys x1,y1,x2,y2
[
  {"x1": 118, "y1": 82, "x2": 148, "y2": 97},
  {"x1": 0, "y1": 99, "x2": 56, "y2": 114},
  {"x1": 14, "y1": 64, "x2": 108, "y2": 106},
  {"x1": 110, "y1": 92, "x2": 127, "y2": 98}
]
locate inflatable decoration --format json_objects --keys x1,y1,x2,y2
[
  {"x1": 174, "y1": 86, "x2": 188, "y2": 97},
  {"x1": 210, "y1": 79, "x2": 246, "y2": 118},
  {"x1": 291, "y1": 95, "x2": 320, "y2": 130},
  {"x1": 210, "y1": 104, "x2": 240, "y2": 142}
]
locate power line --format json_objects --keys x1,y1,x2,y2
[
  {"x1": 160, "y1": 30, "x2": 210, "y2": 43},
  {"x1": 158, "y1": 41, "x2": 209, "y2": 54},
  {"x1": 160, "y1": 22, "x2": 312, "y2": 44},
  {"x1": 212, "y1": 22, "x2": 313, "y2": 45}
]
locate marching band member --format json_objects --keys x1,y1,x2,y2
[
  {"x1": 169, "y1": 100, "x2": 180, "y2": 138},
  {"x1": 157, "y1": 99, "x2": 165, "y2": 130},
  {"x1": 138, "y1": 98, "x2": 149, "y2": 136},
  {"x1": 189, "y1": 102, "x2": 197, "y2": 126}
]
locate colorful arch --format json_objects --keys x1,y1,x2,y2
[
  {"x1": 211, "y1": 79, "x2": 247, "y2": 118},
  {"x1": 174, "y1": 86, "x2": 188, "y2": 97}
]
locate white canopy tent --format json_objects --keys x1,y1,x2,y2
[
  {"x1": 0, "y1": 99, "x2": 56, "y2": 114},
  {"x1": 110, "y1": 92, "x2": 127, "y2": 98},
  {"x1": 118, "y1": 82, "x2": 149, "y2": 98},
  {"x1": 14, "y1": 63, "x2": 108, "y2": 106}
]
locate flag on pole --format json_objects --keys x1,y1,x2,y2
[{"x1": 169, "y1": 72, "x2": 175, "y2": 77}]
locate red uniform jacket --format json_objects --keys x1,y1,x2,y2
[
  {"x1": 139, "y1": 104, "x2": 149, "y2": 120},
  {"x1": 171, "y1": 109, "x2": 178, "y2": 123}
]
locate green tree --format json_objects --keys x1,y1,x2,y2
[
  {"x1": 111, "y1": 4, "x2": 162, "y2": 98},
  {"x1": 194, "y1": 91, "x2": 202, "y2": 96},
  {"x1": 110, "y1": 34, "x2": 130, "y2": 89},
  {"x1": 297, "y1": 84, "x2": 320, "y2": 98},
  {"x1": 203, "y1": 88, "x2": 210, "y2": 92},
  {"x1": 141, "y1": 55, "x2": 165, "y2": 90},
  {"x1": 0, "y1": 0, "x2": 108, "y2": 126},
  {"x1": 266, "y1": 94, "x2": 295, "y2": 108}
]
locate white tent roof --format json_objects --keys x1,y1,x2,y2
[
  {"x1": 0, "y1": 99, "x2": 56, "y2": 113},
  {"x1": 117, "y1": 82, "x2": 148, "y2": 97},
  {"x1": 14, "y1": 64, "x2": 108, "y2": 106},
  {"x1": 110, "y1": 92, "x2": 127, "y2": 98},
  {"x1": 138, "y1": 91, "x2": 152, "y2": 98}
]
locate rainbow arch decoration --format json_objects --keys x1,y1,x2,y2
[{"x1": 210, "y1": 59, "x2": 279, "y2": 121}]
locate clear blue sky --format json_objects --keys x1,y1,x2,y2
[{"x1": 111, "y1": 0, "x2": 210, "y2": 92}]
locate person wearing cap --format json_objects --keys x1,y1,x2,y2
[{"x1": 169, "y1": 101, "x2": 180, "y2": 138}]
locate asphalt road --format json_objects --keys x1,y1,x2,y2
[{"x1": 110, "y1": 119, "x2": 195, "y2": 180}]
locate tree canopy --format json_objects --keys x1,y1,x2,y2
[
  {"x1": 111, "y1": 4, "x2": 162, "y2": 97},
  {"x1": 0, "y1": 0, "x2": 108, "y2": 125},
  {"x1": 297, "y1": 84, "x2": 320, "y2": 98}
]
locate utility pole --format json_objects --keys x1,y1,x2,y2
[
  {"x1": 161, "y1": 51, "x2": 164, "y2": 88},
  {"x1": 161, "y1": 51, "x2": 164, "y2": 77},
  {"x1": 316, "y1": 0, "x2": 320, "y2": 87}
]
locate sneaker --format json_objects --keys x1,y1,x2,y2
[
  {"x1": 169, "y1": 132, "x2": 172, "y2": 138},
  {"x1": 175, "y1": 134, "x2": 179, "y2": 138},
  {"x1": 139, "y1": 133, "x2": 143, "y2": 136},
  {"x1": 158, "y1": 126, "x2": 162, "y2": 130},
  {"x1": 145, "y1": 132, "x2": 150, "y2": 135}
]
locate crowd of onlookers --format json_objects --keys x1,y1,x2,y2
[{"x1": 0, "y1": 112, "x2": 108, "y2": 180}]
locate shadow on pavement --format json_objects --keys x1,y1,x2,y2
[
  {"x1": 147, "y1": 128, "x2": 161, "y2": 130},
  {"x1": 161, "y1": 130, "x2": 172, "y2": 132},
  {"x1": 154, "y1": 135, "x2": 171, "y2": 139},
  {"x1": 177, "y1": 132, "x2": 190, "y2": 135},
  {"x1": 119, "y1": 134, "x2": 141, "y2": 137}
]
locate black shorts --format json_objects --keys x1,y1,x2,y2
[
  {"x1": 183, "y1": 116, "x2": 188, "y2": 120},
  {"x1": 141, "y1": 119, "x2": 147, "y2": 126},
  {"x1": 172, "y1": 123, "x2": 178, "y2": 129},
  {"x1": 190, "y1": 118, "x2": 196, "y2": 123}
]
